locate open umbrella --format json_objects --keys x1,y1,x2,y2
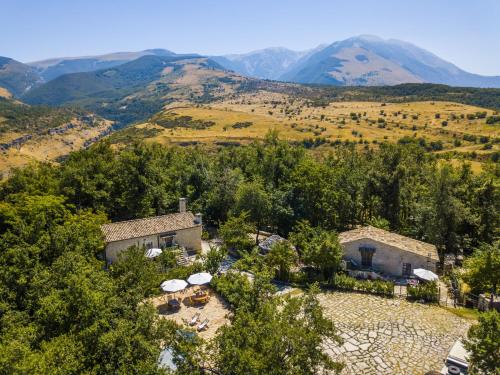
[
  {"x1": 145, "y1": 248, "x2": 162, "y2": 258},
  {"x1": 187, "y1": 272, "x2": 213, "y2": 285},
  {"x1": 413, "y1": 268, "x2": 438, "y2": 282},
  {"x1": 160, "y1": 279, "x2": 188, "y2": 292}
]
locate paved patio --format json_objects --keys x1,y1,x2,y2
[
  {"x1": 150, "y1": 287, "x2": 231, "y2": 340},
  {"x1": 319, "y1": 292, "x2": 472, "y2": 375}
]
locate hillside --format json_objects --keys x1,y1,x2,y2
[
  {"x1": 0, "y1": 57, "x2": 41, "y2": 97},
  {"x1": 110, "y1": 90, "x2": 499, "y2": 171},
  {"x1": 0, "y1": 97, "x2": 112, "y2": 174},
  {"x1": 23, "y1": 55, "x2": 252, "y2": 126}
]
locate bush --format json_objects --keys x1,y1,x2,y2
[
  {"x1": 211, "y1": 272, "x2": 253, "y2": 309},
  {"x1": 407, "y1": 281, "x2": 439, "y2": 303},
  {"x1": 330, "y1": 274, "x2": 394, "y2": 297}
]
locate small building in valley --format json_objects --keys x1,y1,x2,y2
[
  {"x1": 339, "y1": 226, "x2": 439, "y2": 277},
  {"x1": 101, "y1": 198, "x2": 202, "y2": 263}
]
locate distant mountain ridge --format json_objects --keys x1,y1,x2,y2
[
  {"x1": 2, "y1": 35, "x2": 500, "y2": 100},
  {"x1": 28, "y1": 49, "x2": 180, "y2": 81},
  {"x1": 213, "y1": 36, "x2": 500, "y2": 88}
]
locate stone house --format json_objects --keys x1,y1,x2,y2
[
  {"x1": 339, "y1": 226, "x2": 439, "y2": 277},
  {"x1": 101, "y1": 198, "x2": 202, "y2": 263}
]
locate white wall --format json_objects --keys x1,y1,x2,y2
[
  {"x1": 341, "y1": 238, "x2": 438, "y2": 276},
  {"x1": 105, "y1": 225, "x2": 202, "y2": 263}
]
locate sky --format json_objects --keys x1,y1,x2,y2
[{"x1": 1, "y1": 0, "x2": 499, "y2": 75}]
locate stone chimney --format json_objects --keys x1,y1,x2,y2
[
  {"x1": 194, "y1": 213, "x2": 202, "y2": 225},
  {"x1": 179, "y1": 197, "x2": 187, "y2": 213}
]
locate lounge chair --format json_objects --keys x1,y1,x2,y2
[
  {"x1": 189, "y1": 312, "x2": 200, "y2": 326},
  {"x1": 197, "y1": 318, "x2": 209, "y2": 331}
]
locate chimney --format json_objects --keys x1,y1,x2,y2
[
  {"x1": 194, "y1": 213, "x2": 202, "y2": 225},
  {"x1": 179, "y1": 197, "x2": 187, "y2": 213}
]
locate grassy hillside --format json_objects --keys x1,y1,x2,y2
[
  {"x1": 111, "y1": 92, "x2": 499, "y2": 167},
  {"x1": 282, "y1": 83, "x2": 500, "y2": 111},
  {"x1": 0, "y1": 97, "x2": 84, "y2": 135},
  {"x1": 0, "y1": 97, "x2": 112, "y2": 174}
]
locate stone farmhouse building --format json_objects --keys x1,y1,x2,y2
[
  {"x1": 101, "y1": 198, "x2": 202, "y2": 263},
  {"x1": 339, "y1": 226, "x2": 439, "y2": 277}
]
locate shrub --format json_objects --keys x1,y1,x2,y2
[
  {"x1": 407, "y1": 281, "x2": 439, "y2": 302},
  {"x1": 330, "y1": 274, "x2": 394, "y2": 297},
  {"x1": 486, "y1": 115, "x2": 500, "y2": 125}
]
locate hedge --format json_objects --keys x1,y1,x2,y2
[
  {"x1": 407, "y1": 281, "x2": 439, "y2": 303},
  {"x1": 329, "y1": 274, "x2": 394, "y2": 297}
]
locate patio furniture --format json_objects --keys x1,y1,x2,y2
[
  {"x1": 167, "y1": 298, "x2": 181, "y2": 310},
  {"x1": 197, "y1": 318, "x2": 209, "y2": 332},
  {"x1": 145, "y1": 248, "x2": 162, "y2": 258},
  {"x1": 189, "y1": 312, "x2": 200, "y2": 326},
  {"x1": 187, "y1": 272, "x2": 213, "y2": 285},
  {"x1": 190, "y1": 291, "x2": 210, "y2": 305},
  {"x1": 413, "y1": 268, "x2": 439, "y2": 282},
  {"x1": 161, "y1": 279, "x2": 188, "y2": 293}
]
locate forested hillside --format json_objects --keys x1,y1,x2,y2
[{"x1": 0, "y1": 135, "x2": 498, "y2": 372}]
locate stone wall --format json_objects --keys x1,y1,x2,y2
[
  {"x1": 342, "y1": 238, "x2": 438, "y2": 276},
  {"x1": 105, "y1": 225, "x2": 202, "y2": 263}
]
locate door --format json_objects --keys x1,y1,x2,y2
[{"x1": 402, "y1": 263, "x2": 412, "y2": 276}]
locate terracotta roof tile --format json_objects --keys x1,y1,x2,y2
[
  {"x1": 101, "y1": 212, "x2": 199, "y2": 243},
  {"x1": 339, "y1": 226, "x2": 439, "y2": 260}
]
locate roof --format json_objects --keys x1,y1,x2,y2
[
  {"x1": 258, "y1": 234, "x2": 294, "y2": 253},
  {"x1": 338, "y1": 226, "x2": 439, "y2": 260},
  {"x1": 101, "y1": 212, "x2": 199, "y2": 243}
]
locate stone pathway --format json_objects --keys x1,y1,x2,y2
[{"x1": 319, "y1": 292, "x2": 471, "y2": 375}]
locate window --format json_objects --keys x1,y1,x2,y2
[
  {"x1": 160, "y1": 234, "x2": 175, "y2": 248},
  {"x1": 359, "y1": 246, "x2": 375, "y2": 268}
]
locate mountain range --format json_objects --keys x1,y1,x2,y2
[{"x1": 1, "y1": 35, "x2": 500, "y2": 102}]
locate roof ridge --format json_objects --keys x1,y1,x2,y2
[{"x1": 101, "y1": 211, "x2": 193, "y2": 227}]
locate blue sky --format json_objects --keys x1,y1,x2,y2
[{"x1": 1, "y1": 0, "x2": 499, "y2": 75}]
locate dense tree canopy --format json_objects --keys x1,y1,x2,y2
[{"x1": 0, "y1": 134, "x2": 498, "y2": 373}]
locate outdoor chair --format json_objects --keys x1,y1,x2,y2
[
  {"x1": 189, "y1": 312, "x2": 200, "y2": 326},
  {"x1": 197, "y1": 318, "x2": 209, "y2": 332}
]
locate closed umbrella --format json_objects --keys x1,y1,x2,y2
[
  {"x1": 160, "y1": 279, "x2": 188, "y2": 292},
  {"x1": 413, "y1": 268, "x2": 439, "y2": 282},
  {"x1": 145, "y1": 248, "x2": 162, "y2": 258},
  {"x1": 187, "y1": 272, "x2": 213, "y2": 285}
]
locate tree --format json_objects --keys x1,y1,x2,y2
[
  {"x1": 266, "y1": 241, "x2": 298, "y2": 281},
  {"x1": 219, "y1": 212, "x2": 256, "y2": 253},
  {"x1": 463, "y1": 242, "x2": 500, "y2": 296},
  {"x1": 291, "y1": 222, "x2": 343, "y2": 280},
  {"x1": 232, "y1": 179, "x2": 271, "y2": 243},
  {"x1": 206, "y1": 283, "x2": 343, "y2": 375},
  {"x1": 203, "y1": 245, "x2": 227, "y2": 274},
  {"x1": 110, "y1": 245, "x2": 162, "y2": 302},
  {"x1": 463, "y1": 310, "x2": 500, "y2": 375}
]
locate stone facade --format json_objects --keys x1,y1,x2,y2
[
  {"x1": 101, "y1": 198, "x2": 202, "y2": 264},
  {"x1": 342, "y1": 238, "x2": 438, "y2": 276},
  {"x1": 339, "y1": 226, "x2": 439, "y2": 277},
  {"x1": 104, "y1": 225, "x2": 202, "y2": 263}
]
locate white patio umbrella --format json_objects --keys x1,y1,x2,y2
[
  {"x1": 187, "y1": 272, "x2": 213, "y2": 285},
  {"x1": 160, "y1": 279, "x2": 188, "y2": 292},
  {"x1": 145, "y1": 248, "x2": 162, "y2": 258},
  {"x1": 413, "y1": 268, "x2": 439, "y2": 282}
]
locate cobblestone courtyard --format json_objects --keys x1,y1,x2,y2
[{"x1": 319, "y1": 292, "x2": 471, "y2": 375}]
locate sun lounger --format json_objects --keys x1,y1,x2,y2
[
  {"x1": 197, "y1": 318, "x2": 209, "y2": 331},
  {"x1": 189, "y1": 312, "x2": 200, "y2": 326}
]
